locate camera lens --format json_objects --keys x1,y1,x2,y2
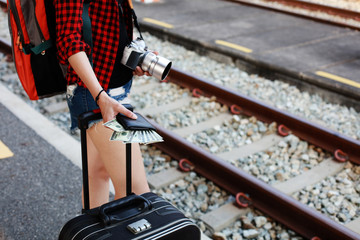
[{"x1": 141, "y1": 52, "x2": 172, "y2": 81}]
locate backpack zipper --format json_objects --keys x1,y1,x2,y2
[
  {"x1": 8, "y1": 0, "x2": 26, "y2": 52},
  {"x1": 9, "y1": 0, "x2": 47, "y2": 54}
]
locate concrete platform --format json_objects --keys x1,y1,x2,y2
[
  {"x1": 133, "y1": 0, "x2": 360, "y2": 110},
  {"x1": 0, "y1": 100, "x2": 82, "y2": 239}
]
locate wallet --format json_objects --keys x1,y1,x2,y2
[{"x1": 116, "y1": 112, "x2": 156, "y2": 131}]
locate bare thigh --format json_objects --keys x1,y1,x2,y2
[{"x1": 87, "y1": 121, "x2": 150, "y2": 198}]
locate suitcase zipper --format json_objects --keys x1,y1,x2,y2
[
  {"x1": 72, "y1": 222, "x2": 100, "y2": 240},
  {"x1": 59, "y1": 217, "x2": 100, "y2": 240},
  {"x1": 135, "y1": 219, "x2": 197, "y2": 240},
  {"x1": 81, "y1": 204, "x2": 183, "y2": 239},
  {"x1": 68, "y1": 194, "x2": 184, "y2": 240},
  {"x1": 146, "y1": 221, "x2": 198, "y2": 240}
]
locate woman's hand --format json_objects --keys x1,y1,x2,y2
[
  {"x1": 97, "y1": 91, "x2": 137, "y2": 123},
  {"x1": 68, "y1": 52, "x2": 137, "y2": 122},
  {"x1": 133, "y1": 51, "x2": 159, "y2": 77},
  {"x1": 133, "y1": 66, "x2": 151, "y2": 77}
]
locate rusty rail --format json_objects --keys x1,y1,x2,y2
[
  {"x1": 1, "y1": 26, "x2": 355, "y2": 164},
  {"x1": 151, "y1": 119, "x2": 360, "y2": 240},
  {"x1": 0, "y1": 0, "x2": 6, "y2": 8},
  {"x1": 0, "y1": 37, "x2": 12, "y2": 56},
  {"x1": 0, "y1": 0, "x2": 10, "y2": 55},
  {"x1": 167, "y1": 68, "x2": 360, "y2": 165},
  {"x1": 268, "y1": 0, "x2": 360, "y2": 20},
  {"x1": 0, "y1": 13, "x2": 359, "y2": 237},
  {"x1": 223, "y1": 0, "x2": 360, "y2": 31}
]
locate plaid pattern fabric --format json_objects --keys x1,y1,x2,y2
[{"x1": 54, "y1": 0, "x2": 133, "y2": 89}]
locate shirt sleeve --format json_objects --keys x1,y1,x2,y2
[{"x1": 53, "y1": 0, "x2": 91, "y2": 65}]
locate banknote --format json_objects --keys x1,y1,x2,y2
[
  {"x1": 104, "y1": 119, "x2": 125, "y2": 132},
  {"x1": 110, "y1": 131, "x2": 132, "y2": 142},
  {"x1": 104, "y1": 119, "x2": 163, "y2": 144}
]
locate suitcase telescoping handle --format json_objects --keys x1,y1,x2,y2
[
  {"x1": 78, "y1": 105, "x2": 134, "y2": 211},
  {"x1": 99, "y1": 194, "x2": 152, "y2": 226}
]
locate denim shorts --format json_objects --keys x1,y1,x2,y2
[{"x1": 66, "y1": 80, "x2": 132, "y2": 133}]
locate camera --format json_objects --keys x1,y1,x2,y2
[{"x1": 121, "y1": 38, "x2": 172, "y2": 81}]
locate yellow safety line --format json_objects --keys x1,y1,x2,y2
[
  {"x1": 0, "y1": 140, "x2": 14, "y2": 159},
  {"x1": 215, "y1": 40, "x2": 253, "y2": 53},
  {"x1": 315, "y1": 71, "x2": 360, "y2": 89},
  {"x1": 143, "y1": 18, "x2": 173, "y2": 29}
]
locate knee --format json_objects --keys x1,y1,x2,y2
[{"x1": 88, "y1": 163, "x2": 110, "y2": 181}]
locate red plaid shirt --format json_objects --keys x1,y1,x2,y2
[{"x1": 54, "y1": 0, "x2": 133, "y2": 90}]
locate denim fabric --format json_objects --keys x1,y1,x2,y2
[{"x1": 66, "y1": 80, "x2": 132, "y2": 132}]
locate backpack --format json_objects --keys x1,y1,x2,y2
[
  {"x1": 7, "y1": 0, "x2": 66, "y2": 100},
  {"x1": 7, "y1": 0, "x2": 136, "y2": 101}
]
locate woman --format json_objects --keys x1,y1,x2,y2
[{"x1": 54, "y1": 0, "x2": 150, "y2": 208}]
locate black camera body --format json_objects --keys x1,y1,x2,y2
[{"x1": 121, "y1": 38, "x2": 172, "y2": 81}]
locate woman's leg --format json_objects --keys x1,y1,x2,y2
[
  {"x1": 85, "y1": 134, "x2": 110, "y2": 208},
  {"x1": 87, "y1": 121, "x2": 150, "y2": 202}
]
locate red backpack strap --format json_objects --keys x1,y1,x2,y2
[{"x1": 8, "y1": 0, "x2": 52, "y2": 55}]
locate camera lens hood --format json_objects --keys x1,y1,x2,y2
[{"x1": 141, "y1": 52, "x2": 172, "y2": 81}]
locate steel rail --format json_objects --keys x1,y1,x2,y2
[
  {"x1": 0, "y1": 0, "x2": 10, "y2": 55},
  {"x1": 151, "y1": 120, "x2": 360, "y2": 240},
  {"x1": 1, "y1": 28, "x2": 357, "y2": 164},
  {"x1": 0, "y1": 0, "x2": 6, "y2": 8},
  {"x1": 1, "y1": 16, "x2": 359, "y2": 238},
  {"x1": 167, "y1": 68, "x2": 360, "y2": 165},
  {"x1": 223, "y1": 0, "x2": 360, "y2": 31},
  {"x1": 268, "y1": 0, "x2": 360, "y2": 20},
  {"x1": 0, "y1": 37, "x2": 11, "y2": 56}
]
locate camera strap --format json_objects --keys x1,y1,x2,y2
[
  {"x1": 131, "y1": 9, "x2": 144, "y2": 40},
  {"x1": 118, "y1": 0, "x2": 144, "y2": 41}
]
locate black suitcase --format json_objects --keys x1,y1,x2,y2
[{"x1": 59, "y1": 108, "x2": 201, "y2": 240}]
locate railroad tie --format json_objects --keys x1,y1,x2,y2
[
  {"x1": 172, "y1": 113, "x2": 233, "y2": 137},
  {"x1": 43, "y1": 101, "x2": 68, "y2": 114},
  {"x1": 130, "y1": 82, "x2": 159, "y2": 95},
  {"x1": 1, "y1": 73, "x2": 18, "y2": 82},
  {"x1": 200, "y1": 232, "x2": 212, "y2": 240},
  {"x1": 200, "y1": 202, "x2": 250, "y2": 233},
  {"x1": 345, "y1": 218, "x2": 360, "y2": 235},
  {"x1": 272, "y1": 158, "x2": 345, "y2": 195},
  {"x1": 139, "y1": 97, "x2": 192, "y2": 116},
  {"x1": 147, "y1": 167, "x2": 189, "y2": 189},
  {"x1": 216, "y1": 133, "x2": 283, "y2": 161}
]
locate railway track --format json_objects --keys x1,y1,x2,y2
[
  {"x1": 130, "y1": 70, "x2": 360, "y2": 239},
  {"x1": 222, "y1": 0, "x2": 360, "y2": 31},
  {"x1": 1, "y1": 1, "x2": 360, "y2": 239}
]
